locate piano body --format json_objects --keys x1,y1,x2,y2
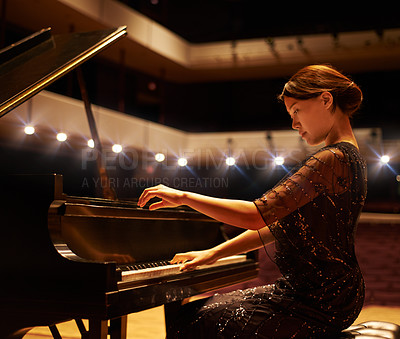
[{"x1": 0, "y1": 28, "x2": 258, "y2": 338}]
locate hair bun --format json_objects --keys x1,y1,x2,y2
[{"x1": 279, "y1": 65, "x2": 363, "y2": 117}]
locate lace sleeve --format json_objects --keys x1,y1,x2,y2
[{"x1": 254, "y1": 147, "x2": 350, "y2": 226}]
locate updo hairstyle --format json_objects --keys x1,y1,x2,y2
[{"x1": 278, "y1": 64, "x2": 363, "y2": 117}]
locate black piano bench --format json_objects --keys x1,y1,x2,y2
[{"x1": 340, "y1": 321, "x2": 400, "y2": 338}]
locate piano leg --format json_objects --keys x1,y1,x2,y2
[
  {"x1": 85, "y1": 316, "x2": 127, "y2": 339},
  {"x1": 87, "y1": 319, "x2": 108, "y2": 339},
  {"x1": 164, "y1": 300, "x2": 184, "y2": 336},
  {"x1": 109, "y1": 316, "x2": 127, "y2": 339}
]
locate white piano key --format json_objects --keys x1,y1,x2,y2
[{"x1": 120, "y1": 255, "x2": 247, "y2": 282}]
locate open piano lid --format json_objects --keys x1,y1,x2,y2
[{"x1": 0, "y1": 26, "x2": 127, "y2": 118}]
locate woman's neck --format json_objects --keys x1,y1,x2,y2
[{"x1": 325, "y1": 113, "x2": 358, "y2": 148}]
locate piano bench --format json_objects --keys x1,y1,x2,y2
[{"x1": 340, "y1": 321, "x2": 400, "y2": 338}]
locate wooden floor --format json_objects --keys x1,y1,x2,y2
[
  {"x1": 24, "y1": 305, "x2": 400, "y2": 338},
  {"x1": 24, "y1": 306, "x2": 166, "y2": 339}
]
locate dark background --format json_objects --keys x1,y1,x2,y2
[{"x1": 1, "y1": 0, "x2": 399, "y2": 208}]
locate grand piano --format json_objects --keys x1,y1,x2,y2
[{"x1": 0, "y1": 27, "x2": 258, "y2": 338}]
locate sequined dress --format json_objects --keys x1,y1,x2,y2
[{"x1": 167, "y1": 142, "x2": 367, "y2": 339}]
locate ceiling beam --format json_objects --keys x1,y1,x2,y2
[{"x1": 5, "y1": 0, "x2": 400, "y2": 82}]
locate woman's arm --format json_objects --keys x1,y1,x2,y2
[
  {"x1": 171, "y1": 226, "x2": 274, "y2": 271},
  {"x1": 138, "y1": 184, "x2": 265, "y2": 230}
]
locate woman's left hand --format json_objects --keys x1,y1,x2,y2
[
  {"x1": 138, "y1": 184, "x2": 185, "y2": 210},
  {"x1": 170, "y1": 249, "x2": 217, "y2": 271}
]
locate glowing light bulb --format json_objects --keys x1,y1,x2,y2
[
  {"x1": 274, "y1": 156, "x2": 285, "y2": 166},
  {"x1": 177, "y1": 157, "x2": 187, "y2": 167},
  {"x1": 88, "y1": 139, "x2": 95, "y2": 148},
  {"x1": 155, "y1": 153, "x2": 165, "y2": 162},
  {"x1": 112, "y1": 144, "x2": 122, "y2": 153},
  {"x1": 226, "y1": 157, "x2": 235, "y2": 166},
  {"x1": 380, "y1": 155, "x2": 390, "y2": 164},
  {"x1": 24, "y1": 125, "x2": 35, "y2": 135},
  {"x1": 56, "y1": 132, "x2": 67, "y2": 142}
]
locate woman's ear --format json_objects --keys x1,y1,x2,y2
[{"x1": 321, "y1": 92, "x2": 334, "y2": 111}]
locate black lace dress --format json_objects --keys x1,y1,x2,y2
[{"x1": 167, "y1": 142, "x2": 367, "y2": 339}]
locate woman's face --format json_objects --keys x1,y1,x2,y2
[{"x1": 284, "y1": 93, "x2": 335, "y2": 146}]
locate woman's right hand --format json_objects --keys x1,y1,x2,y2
[
  {"x1": 170, "y1": 249, "x2": 218, "y2": 271},
  {"x1": 138, "y1": 184, "x2": 185, "y2": 210}
]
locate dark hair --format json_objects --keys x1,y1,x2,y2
[{"x1": 278, "y1": 64, "x2": 363, "y2": 117}]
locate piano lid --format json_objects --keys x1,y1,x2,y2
[{"x1": 0, "y1": 26, "x2": 127, "y2": 118}]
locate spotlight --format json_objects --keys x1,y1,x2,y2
[
  {"x1": 274, "y1": 156, "x2": 285, "y2": 166},
  {"x1": 112, "y1": 144, "x2": 123, "y2": 153},
  {"x1": 155, "y1": 153, "x2": 165, "y2": 162},
  {"x1": 380, "y1": 155, "x2": 390, "y2": 164},
  {"x1": 177, "y1": 157, "x2": 187, "y2": 167},
  {"x1": 226, "y1": 157, "x2": 236, "y2": 166},
  {"x1": 24, "y1": 125, "x2": 35, "y2": 135},
  {"x1": 88, "y1": 139, "x2": 95, "y2": 148},
  {"x1": 56, "y1": 132, "x2": 67, "y2": 142}
]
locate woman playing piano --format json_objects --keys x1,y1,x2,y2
[{"x1": 138, "y1": 64, "x2": 367, "y2": 338}]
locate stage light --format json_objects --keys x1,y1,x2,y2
[
  {"x1": 380, "y1": 155, "x2": 390, "y2": 164},
  {"x1": 24, "y1": 125, "x2": 35, "y2": 135},
  {"x1": 177, "y1": 157, "x2": 187, "y2": 167},
  {"x1": 56, "y1": 132, "x2": 67, "y2": 142},
  {"x1": 226, "y1": 157, "x2": 236, "y2": 166},
  {"x1": 112, "y1": 144, "x2": 123, "y2": 153},
  {"x1": 274, "y1": 156, "x2": 285, "y2": 166},
  {"x1": 87, "y1": 139, "x2": 95, "y2": 148},
  {"x1": 155, "y1": 153, "x2": 165, "y2": 162}
]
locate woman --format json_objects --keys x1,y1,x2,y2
[{"x1": 138, "y1": 64, "x2": 367, "y2": 338}]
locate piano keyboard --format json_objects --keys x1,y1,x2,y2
[{"x1": 119, "y1": 255, "x2": 248, "y2": 282}]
